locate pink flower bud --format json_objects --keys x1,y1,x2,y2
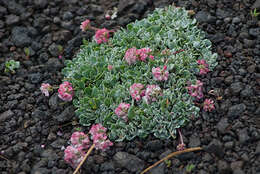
[
  {"x1": 58, "y1": 81, "x2": 74, "y2": 101},
  {"x1": 152, "y1": 66, "x2": 169, "y2": 81},
  {"x1": 197, "y1": 59, "x2": 209, "y2": 75},
  {"x1": 203, "y1": 99, "x2": 215, "y2": 112},
  {"x1": 80, "y1": 19, "x2": 91, "y2": 32},
  {"x1": 115, "y1": 103, "x2": 130, "y2": 122},
  {"x1": 40, "y1": 83, "x2": 52, "y2": 97},
  {"x1": 94, "y1": 28, "x2": 110, "y2": 44},
  {"x1": 108, "y1": 65, "x2": 113, "y2": 71},
  {"x1": 143, "y1": 85, "x2": 162, "y2": 104},
  {"x1": 130, "y1": 83, "x2": 145, "y2": 101}
]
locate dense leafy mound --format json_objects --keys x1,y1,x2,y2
[{"x1": 62, "y1": 6, "x2": 217, "y2": 141}]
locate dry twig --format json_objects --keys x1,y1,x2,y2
[
  {"x1": 73, "y1": 144, "x2": 95, "y2": 174},
  {"x1": 141, "y1": 147, "x2": 202, "y2": 174}
]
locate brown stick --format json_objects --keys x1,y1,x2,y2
[
  {"x1": 0, "y1": 154, "x2": 10, "y2": 161},
  {"x1": 140, "y1": 147, "x2": 202, "y2": 174},
  {"x1": 73, "y1": 144, "x2": 95, "y2": 174}
]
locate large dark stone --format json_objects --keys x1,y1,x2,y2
[{"x1": 11, "y1": 27, "x2": 32, "y2": 47}]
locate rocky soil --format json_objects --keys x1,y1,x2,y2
[{"x1": 0, "y1": 0, "x2": 259, "y2": 173}]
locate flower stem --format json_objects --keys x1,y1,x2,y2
[
  {"x1": 178, "y1": 128, "x2": 184, "y2": 145},
  {"x1": 140, "y1": 147, "x2": 202, "y2": 174},
  {"x1": 73, "y1": 144, "x2": 95, "y2": 174}
]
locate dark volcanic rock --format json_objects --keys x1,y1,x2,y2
[
  {"x1": 227, "y1": 104, "x2": 246, "y2": 118},
  {"x1": 5, "y1": 14, "x2": 20, "y2": 25},
  {"x1": 217, "y1": 118, "x2": 229, "y2": 134},
  {"x1": 196, "y1": 11, "x2": 216, "y2": 23},
  {"x1": 11, "y1": 27, "x2": 32, "y2": 47},
  {"x1": 54, "y1": 105, "x2": 75, "y2": 123},
  {"x1": 113, "y1": 152, "x2": 144, "y2": 172},
  {"x1": 230, "y1": 82, "x2": 244, "y2": 95}
]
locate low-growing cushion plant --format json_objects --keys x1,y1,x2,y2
[{"x1": 62, "y1": 6, "x2": 218, "y2": 141}]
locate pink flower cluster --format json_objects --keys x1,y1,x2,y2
[
  {"x1": 70, "y1": 132, "x2": 90, "y2": 149},
  {"x1": 64, "y1": 124, "x2": 113, "y2": 168},
  {"x1": 124, "y1": 47, "x2": 154, "y2": 65},
  {"x1": 143, "y1": 85, "x2": 162, "y2": 104},
  {"x1": 90, "y1": 124, "x2": 113, "y2": 151},
  {"x1": 197, "y1": 59, "x2": 209, "y2": 75},
  {"x1": 58, "y1": 81, "x2": 74, "y2": 101},
  {"x1": 130, "y1": 83, "x2": 145, "y2": 101},
  {"x1": 40, "y1": 83, "x2": 52, "y2": 97},
  {"x1": 203, "y1": 99, "x2": 215, "y2": 112},
  {"x1": 129, "y1": 83, "x2": 162, "y2": 104},
  {"x1": 152, "y1": 66, "x2": 169, "y2": 81},
  {"x1": 80, "y1": 19, "x2": 91, "y2": 32},
  {"x1": 186, "y1": 80, "x2": 204, "y2": 100},
  {"x1": 107, "y1": 65, "x2": 113, "y2": 71},
  {"x1": 115, "y1": 103, "x2": 130, "y2": 122},
  {"x1": 64, "y1": 145, "x2": 85, "y2": 169},
  {"x1": 95, "y1": 28, "x2": 110, "y2": 44},
  {"x1": 64, "y1": 132, "x2": 90, "y2": 168}
]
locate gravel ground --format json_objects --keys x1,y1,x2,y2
[{"x1": 0, "y1": 0, "x2": 259, "y2": 173}]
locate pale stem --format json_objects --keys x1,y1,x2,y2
[{"x1": 73, "y1": 144, "x2": 95, "y2": 174}]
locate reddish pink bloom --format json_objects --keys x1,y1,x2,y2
[
  {"x1": 115, "y1": 103, "x2": 130, "y2": 122},
  {"x1": 105, "y1": 14, "x2": 111, "y2": 20},
  {"x1": 58, "y1": 81, "x2": 74, "y2": 101},
  {"x1": 130, "y1": 83, "x2": 145, "y2": 101},
  {"x1": 80, "y1": 19, "x2": 91, "y2": 32},
  {"x1": 89, "y1": 123, "x2": 107, "y2": 137},
  {"x1": 94, "y1": 28, "x2": 110, "y2": 44},
  {"x1": 58, "y1": 55, "x2": 62, "y2": 59},
  {"x1": 40, "y1": 83, "x2": 52, "y2": 97},
  {"x1": 70, "y1": 132, "x2": 90, "y2": 149},
  {"x1": 136, "y1": 48, "x2": 154, "y2": 61},
  {"x1": 124, "y1": 47, "x2": 154, "y2": 65},
  {"x1": 197, "y1": 59, "x2": 209, "y2": 75},
  {"x1": 152, "y1": 66, "x2": 169, "y2": 81},
  {"x1": 203, "y1": 99, "x2": 215, "y2": 112},
  {"x1": 143, "y1": 85, "x2": 162, "y2": 104},
  {"x1": 108, "y1": 65, "x2": 113, "y2": 71},
  {"x1": 64, "y1": 146, "x2": 85, "y2": 168},
  {"x1": 186, "y1": 80, "x2": 204, "y2": 100},
  {"x1": 92, "y1": 133, "x2": 113, "y2": 151},
  {"x1": 124, "y1": 47, "x2": 138, "y2": 65}
]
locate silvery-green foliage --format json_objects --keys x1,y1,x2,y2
[{"x1": 62, "y1": 6, "x2": 217, "y2": 141}]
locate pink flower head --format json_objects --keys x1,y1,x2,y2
[
  {"x1": 136, "y1": 48, "x2": 154, "y2": 61},
  {"x1": 105, "y1": 14, "x2": 111, "y2": 20},
  {"x1": 80, "y1": 19, "x2": 91, "y2": 32},
  {"x1": 197, "y1": 59, "x2": 209, "y2": 75},
  {"x1": 89, "y1": 123, "x2": 107, "y2": 137},
  {"x1": 203, "y1": 99, "x2": 215, "y2": 112},
  {"x1": 143, "y1": 85, "x2": 162, "y2": 104},
  {"x1": 130, "y1": 83, "x2": 145, "y2": 101},
  {"x1": 124, "y1": 47, "x2": 138, "y2": 65},
  {"x1": 152, "y1": 66, "x2": 169, "y2": 81},
  {"x1": 70, "y1": 132, "x2": 90, "y2": 149},
  {"x1": 58, "y1": 81, "x2": 74, "y2": 101},
  {"x1": 64, "y1": 146, "x2": 85, "y2": 168},
  {"x1": 115, "y1": 103, "x2": 130, "y2": 122},
  {"x1": 93, "y1": 133, "x2": 113, "y2": 151},
  {"x1": 94, "y1": 28, "x2": 110, "y2": 44},
  {"x1": 108, "y1": 65, "x2": 113, "y2": 71},
  {"x1": 186, "y1": 80, "x2": 204, "y2": 100},
  {"x1": 40, "y1": 83, "x2": 52, "y2": 97}
]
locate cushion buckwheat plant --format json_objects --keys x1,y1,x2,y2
[{"x1": 62, "y1": 6, "x2": 218, "y2": 141}]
